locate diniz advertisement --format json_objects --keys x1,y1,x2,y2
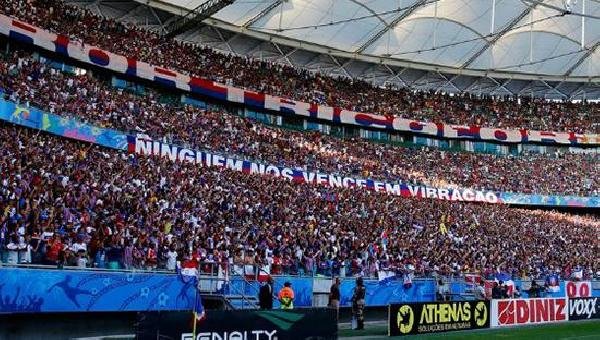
[
  {"x1": 491, "y1": 298, "x2": 567, "y2": 327},
  {"x1": 388, "y1": 301, "x2": 490, "y2": 336},
  {"x1": 569, "y1": 298, "x2": 600, "y2": 321}
]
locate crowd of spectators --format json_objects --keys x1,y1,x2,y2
[
  {"x1": 0, "y1": 124, "x2": 598, "y2": 280},
  {"x1": 0, "y1": 0, "x2": 597, "y2": 284},
  {"x1": 1, "y1": 0, "x2": 599, "y2": 133},
  {"x1": 0, "y1": 50, "x2": 598, "y2": 197}
]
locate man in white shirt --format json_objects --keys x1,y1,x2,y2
[
  {"x1": 437, "y1": 279, "x2": 450, "y2": 301},
  {"x1": 6, "y1": 235, "x2": 19, "y2": 264},
  {"x1": 474, "y1": 281, "x2": 487, "y2": 300},
  {"x1": 76, "y1": 250, "x2": 89, "y2": 269},
  {"x1": 71, "y1": 238, "x2": 87, "y2": 253},
  {"x1": 18, "y1": 235, "x2": 32, "y2": 264},
  {"x1": 166, "y1": 246, "x2": 178, "y2": 271}
]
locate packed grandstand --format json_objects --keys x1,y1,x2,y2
[{"x1": 0, "y1": 0, "x2": 598, "y2": 287}]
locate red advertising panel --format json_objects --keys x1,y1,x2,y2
[
  {"x1": 491, "y1": 298, "x2": 567, "y2": 327},
  {"x1": 566, "y1": 281, "x2": 591, "y2": 298}
]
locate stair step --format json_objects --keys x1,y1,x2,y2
[
  {"x1": 227, "y1": 300, "x2": 258, "y2": 310},
  {"x1": 226, "y1": 295, "x2": 257, "y2": 300}
]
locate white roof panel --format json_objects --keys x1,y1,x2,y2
[{"x1": 163, "y1": 0, "x2": 600, "y2": 77}]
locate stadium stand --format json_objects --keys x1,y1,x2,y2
[
  {"x1": 0, "y1": 50, "x2": 598, "y2": 197},
  {"x1": 0, "y1": 0, "x2": 598, "y2": 284},
  {"x1": 0, "y1": 0, "x2": 599, "y2": 134},
  {"x1": 1, "y1": 2, "x2": 600, "y2": 340},
  {"x1": 0, "y1": 124, "x2": 598, "y2": 279}
]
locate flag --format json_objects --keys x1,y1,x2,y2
[
  {"x1": 280, "y1": 98, "x2": 297, "y2": 114},
  {"x1": 125, "y1": 57, "x2": 137, "y2": 76},
  {"x1": 495, "y1": 271, "x2": 515, "y2": 296},
  {"x1": 9, "y1": 20, "x2": 36, "y2": 45},
  {"x1": 403, "y1": 272, "x2": 413, "y2": 289},
  {"x1": 352, "y1": 113, "x2": 394, "y2": 129},
  {"x1": 54, "y1": 34, "x2": 69, "y2": 55},
  {"x1": 452, "y1": 125, "x2": 481, "y2": 139},
  {"x1": 192, "y1": 288, "x2": 205, "y2": 338},
  {"x1": 243, "y1": 90, "x2": 265, "y2": 108},
  {"x1": 572, "y1": 266, "x2": 583, "y2": 280},
  {"x1": 546, "y1": 273, "x2": 560, "y2": 293},
  {"x1": 464, "y1": 274, "x2": 481, "y2": 293},
  {"x1": 88, "y1": 48, "x2": 110, "y2": 66},
  {"x1": 377, "y1": 271, "x2": 396, "y2": 283},
  {"x1": 495, "y1": 271, "x2": 511, "y2": 282},
  {"x1": 189, "y1": 77, "x2": 228, "y2": 101},
  {"x1": 409, "y1": 121, "x2": 425, "y2": 132},
  {"x1": 193, "y1": 290, "x2": 205, "y2": 320},
  {"x1": 539, "y1": 131, "x2": 557, "y2": 141},
  {"x1": 153, "y1": 67, "x2": 178, "y2": 88},
  {"x1": 178, "y1": 266, "x2": 199, "y2": 285},
  {"x1": 178, "y1": 265, "x2": 205, "y2": 338}
]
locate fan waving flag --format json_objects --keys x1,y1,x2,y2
[
  {"x1": 178, "y1": 266, "x2": 199, "y2": 285},
  {"x1": 194, "y1": 289, "x2": 205, "y2": 321},
  {"x1": 191, "y1": 285, "x2": 206, "y2": 339},
  {"x1": 571, "y1": 266, "x2": 583, "y2": 281},
  {"x1": 178, "y1": 264, "x2": 205, "y2": 338},
  {"x1": 495, "y1": 271, "x2": 515, "y2": 296}
]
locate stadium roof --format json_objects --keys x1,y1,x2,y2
[{"x1": 68, "y1": 0, "x2": 600, "y2": 98}]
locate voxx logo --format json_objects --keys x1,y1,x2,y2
[{"x1": 569, "y1": 298, "x2": 599, "y2": 320}]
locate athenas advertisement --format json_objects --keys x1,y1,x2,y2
[
  {"x1": 569, "y1": 297, "x2": 600, "y2": 321},
  {"x1": 388, "y1": 301, "x2": 490, "y2": 336},
  {"x1": 135, "y1": 308, "x2": 337, "y2": 340}
]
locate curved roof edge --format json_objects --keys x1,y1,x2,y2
[{"x1": 137, "y1": 0, "x2": 600, "y2": 83}]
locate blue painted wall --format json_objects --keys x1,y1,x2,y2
[
  {"x1": 227, "y1": 276, "x2": 314, "y2": 308},
  {"x1": 2, "y1": 268, "x2": 598, "y2": 313},
  {"x1": 339, "y1": 278, "x2": 436, "y2": 307},
  {"x1": 238, "y1": 276, "x2": 437, "y2": 307},
  {"x1": 0, "y1": 268, "x2": 196, "y2": 313}
]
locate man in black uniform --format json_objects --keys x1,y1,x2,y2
[
  {"x1": 491, "y1": 281, "x2": 502, "y2": 299},
  {"x1": 352, "y1": 277, "x2": 366, "y2": 330},
  {"x1": 329, "y1": 277, "x2": 341, "y2": 321},
  {"x1": 526, "y1": 281, "x2": 541, "y2": 298},
  {"x1": 258, "y1": 276, "x2": 274, "y2": 310}
]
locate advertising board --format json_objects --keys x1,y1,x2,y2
[
  {"x1": 388, "y1": 301, "x2": 490, "y2": 336},
  {"x1": 569, "y1": 297, "x2": 600, "y2": 321},
  {"x1": 491, "y1": 298, "x2": 567, "y2": 327},
  {"x1": 136, "y1": 308, "x2": 337, "y2": 340},
  {"x1": 566, "y1": 281, "x2": 592, "y2": 298}
]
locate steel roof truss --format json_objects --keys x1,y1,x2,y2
[
  {"x1": 460, "y1": 1, "x2": 541, "y2": 69},
  {"x1": 355, "y1": 0, "x2": 430, "y2": 54}
]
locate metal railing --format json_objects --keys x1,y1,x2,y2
[{"x1": 3, "y1": 259, "x2": 598, "y2": 283}]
